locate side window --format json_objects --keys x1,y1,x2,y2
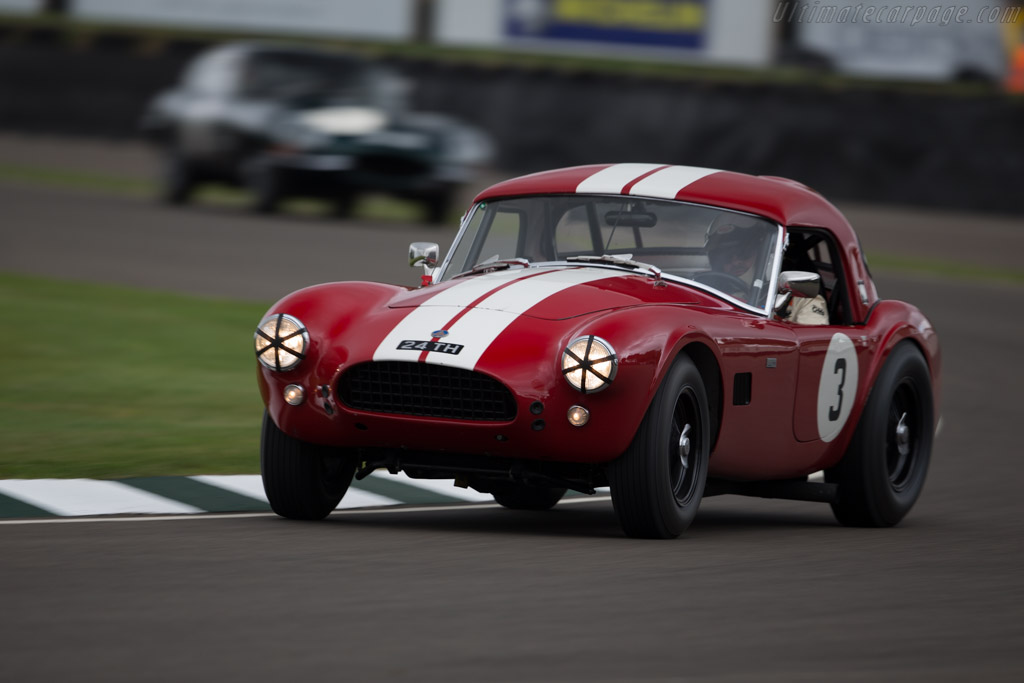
[
  {"x1": 785, "y1": 228, "x2": 850, "y2": 325},
  {"x1": 806, "y1": 239, "x2": 835, "y2": 290},
  {"x1": 183, "y1": 51, "x2": 238, "y2": 97}
]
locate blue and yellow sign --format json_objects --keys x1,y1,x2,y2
[{"x1": 505, "y1": 0, "x2": 707, "y2": 50}]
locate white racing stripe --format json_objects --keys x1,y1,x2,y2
[
  {"x1": 628, "y1": 165, "x2": 720, "y2": 199},
  {"x1": 575, "y1": 163, "x2": 665, "y2": 194},
  {"x1": 372, "y1": 268, "x2": 536, "y2": 365},
  {"x1": 0, "y1": 478, "x2": 202, "y2": 516},
  {"x1": 405, "y1": 266, "x2": 533, "y2": 309},
  {"x1": 374, "y1": 267, "x2": 626, "y2": 370}
]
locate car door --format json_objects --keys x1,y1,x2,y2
[
  {"x1": 784, "y1": 227, "x2": 870, "y2": 444},
  {"x1": 176, "y1": 48, "x2": 244, "y2": 164}
]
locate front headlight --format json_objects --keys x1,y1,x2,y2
[
  {"x1": 255, "y1": 314, "x2": 309, "y2": 372},
  {"x1": 561, "y1": 335, "x2": 617, "y2": 394}
]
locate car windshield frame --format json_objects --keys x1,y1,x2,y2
[
  {"x1": 435, "y1": 194, "x2": 786, "y2": 317},
  {"x1": 240, "y1": 51, "x2": 373, "y2": 101}
]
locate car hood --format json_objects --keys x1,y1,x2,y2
[{"x1": 387, "y1": 266, "x2": 707, "y2": 321}]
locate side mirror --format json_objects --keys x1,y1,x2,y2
[
  {"x1": 775, "y1": 271, "x2": 820, "y2": 315},
  {"x1": 409, "y1": 242, "x2": 439, "y2": 283},
  {"x1": 778, "y1": 270, "x2": 821, "y2": 298}
]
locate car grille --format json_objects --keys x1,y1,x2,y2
[{"x1": 337, "y1": 361, "x2": 517, "y2": 421}]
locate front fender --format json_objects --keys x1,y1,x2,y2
[
  {"x1": 257, "y1": 281, "x2": 411, "y2": 440},
  {"x1": 531, "y1": 305, "x2": 724, "y2": 459}
]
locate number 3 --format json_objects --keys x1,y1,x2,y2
[
  {"x1": 829, "y1": 358, "x2": 846, "y2": 422},
  {"x1": 817, "y1": 333, "x2": 858, "y2": 443}
]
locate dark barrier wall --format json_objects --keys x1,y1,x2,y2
[{"x1": 1, "y1": 35, "x2": 1022, "y2": 213}]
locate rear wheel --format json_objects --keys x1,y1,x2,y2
[
  {"x1": 826, "y1": 343, "x2": 933, "y2": 527},
  {"x1": 159, "y1": 150, "x2": 197, "y2": 204},
  {"x1": 260, "y1": 412, "x2": 356, "y2": 520},
  {"x1": 331, "y1": 190, "x2": 357, "y2": 219},
  {"x1": 609, "y1": 355, "x2": 710, "y2": 539},
  {"x1": 490, "y1": 482, "x2": 566, "y2": 511}
]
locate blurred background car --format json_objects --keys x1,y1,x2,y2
[
  {"x1": 140, "y1": 42, "x2": 494, "y2": 221},
  {"x1": 1, "y1": 0, "x2": 1016, "y2": 215},
  {"x1": 781, "y1": 0, "x2": 1014, "y2": 82}
]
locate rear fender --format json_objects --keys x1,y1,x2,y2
[{"x1": 860, "y1": 300, "x2": 942, "y2": 425}]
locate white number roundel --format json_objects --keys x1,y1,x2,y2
[{"x1": 817, "y1": 333, "x2": 859, "y2": 442}]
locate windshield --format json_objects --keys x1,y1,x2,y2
[
  {"x1": 439, "y1": 195, "x2": 782, "y2": 313},
  {"x1": 241, "y1": 52, "x2": 372, "y2": 100}
]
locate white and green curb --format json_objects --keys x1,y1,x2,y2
[{"x1": 0, "y1": 472, "x2": 501, "y2": 519}]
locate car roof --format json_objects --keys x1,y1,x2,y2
[
  {"x1": 201, "y1": 41, "x2": 365, "y2": 64},
  {"x1": 473, "y1": 163, "x2": 879, "y2": 321},
  {"x1": 473, "y1": 164, "x2": 855, "y2": 236}
]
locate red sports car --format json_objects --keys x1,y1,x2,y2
[{"x1": 254, "y1": 163, "x2": 940, "y2": 538}]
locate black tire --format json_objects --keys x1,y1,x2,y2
[
  {"x1": 260, "y1": 412, "x2": 356, "y2": 520},
  {"x1": 331, "y1": 190, "x2": 357, "y2": 219},
  {"x1": 490, "y1": 482, "x2": 567, "y2": 511},
  {"x1": 159, "y1": 150, "x2": 196, "y2": 205},
  {"x1": 609, "y1": 354, "x2": 710, "y2": 539},
  {"x1": 826, "y1": 343, "x2": 933, "y2": 527},
  {"x1": 246, "y1": 162, "x2": 284, "y2": 214}
]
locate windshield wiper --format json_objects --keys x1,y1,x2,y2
[
  {"x1": 566, "y1": 254, "x2": 664, "y2": 283},
  {"x1": 454, "y1": 257, "x2": 532, "y2": 278}
]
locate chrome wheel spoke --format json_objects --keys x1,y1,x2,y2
[{"x1": 678, "y1": 423, "x2": 692, "y2": 472}]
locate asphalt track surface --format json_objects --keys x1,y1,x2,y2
[{"x1": 2, "y1": 166, "x2": 1024, "y2": 681}]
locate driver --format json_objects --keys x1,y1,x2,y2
[
  {"x1": 704, "y1": 215, "x2": 764, "y2": 301},
  {"x1": 704, "y1": 216, "x2": 828, "y2": 324},
  {"x1": 780, "y1": 287, "x2": 829, "y2": 325}
]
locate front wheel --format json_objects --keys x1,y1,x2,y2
[
  {"x1": 260, "y1": 412, "x2": 356, "y2": 520},
  {"x1": 608, "y1": 354, "x2": 710, "y2": 539},
  {"x1": 826, "y1": 343, "x2": 934, "y2": 527},
  {"x1": 245, "y1": 161, "x2": 285, "y2": 214},
  {"x1": 159, "y1": 150, "x2": 197, "y2": 205}
]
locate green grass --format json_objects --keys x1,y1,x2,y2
[
  {"x1": 866, "y1": 253, "x2": 1024, "y2": 287},
  {"x1": 0, "y1": 273, "x2": 271, "y2": 479},
  {"x1": 0, "y1": 164, "x2": 152, "y2": 196}
]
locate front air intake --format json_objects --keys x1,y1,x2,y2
[{"x1": 337, "y1": 361, "x2": 517, "y2": 421}]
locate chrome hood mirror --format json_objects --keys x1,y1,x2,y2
[{"x1": 409, "y1": 242, "x2": 440, "y2": 282}]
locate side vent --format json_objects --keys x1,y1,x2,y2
[{"x1": 733, "y1": 373, "x2": 752, "y2": 406}]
